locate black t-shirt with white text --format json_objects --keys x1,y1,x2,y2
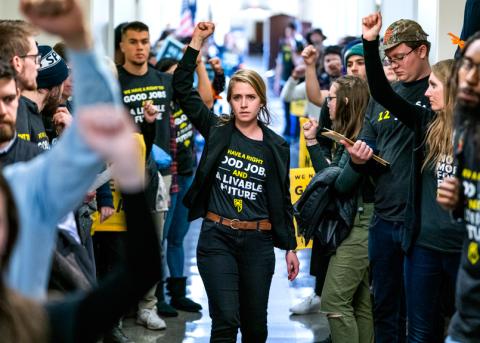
[
  {"x1": 117, "y1": 65, "x2": 173, "y2": 155},
  {"x1": 208, "y1": 129, "x2": 269, "y2": 221},
  {"x1": 359, "y1": 77, "x2": 430, "y2": 221},
  {"x1": 417, "y1": 155, "x2": 465, "y2": 252}
]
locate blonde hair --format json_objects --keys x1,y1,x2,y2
[
  {"x1": 422, "y1": 59, "x2": 455, "y2": 171},
  {"x1": 225, "y1": 69, "x2": 271, "y2": 125}
]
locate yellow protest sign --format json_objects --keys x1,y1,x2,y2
[
  {"x1": 91, "y1": 133, "x2": 146, "y2": 233},
  {"x1": 290, "y1": 167, "x2": 315, "y2": 249},
  {"x1": 290, "y1": 100, "x2": 306, "y2": 117},
  {"x1": 298, "y1": 117, "x2": 312, "y2": 168}
]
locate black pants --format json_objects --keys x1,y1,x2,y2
[
  {"x1": 197, "y1": 220, "x2": 275, "y2": 343},
  {"x1": 310, "y1": 236, "x2": 331, "y2": 296},
  {"x1": 92, "y1": 231, "x2": 127, "y2": 280}
]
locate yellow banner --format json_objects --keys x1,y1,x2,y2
[
  {"x1": 290, "y1": 99, "x2": 306, "y2": 117},
  {"x1": 290, "y1": 167, "x2": 315, "y2": 249},
  {"x1": 92, "y1": 133, "x2": 146, "y2": 233},
  {"x1": 298, "y1": 117, "x2": 312, "y2": 168}
]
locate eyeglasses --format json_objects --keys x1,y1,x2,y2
[
  {"x1": 383, "y1": 47, "x2": 418, "y2": 66},
  {"x1": 459, "y1": 57, "x2": 480, "y2": 75},
  {"x1": 326, "y1": 96, "x2": 336, "y2": 103},
  {"x1": 20, "y1": 54, "x2": 41, "y2": 65}
]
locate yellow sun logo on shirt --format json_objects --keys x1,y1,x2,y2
[
  {"x1": 468, "y1": 242, "x2": 479, "y2": 265},
  {"x1": 234, "y1": 199, "x2": 243, "y2": 213}
]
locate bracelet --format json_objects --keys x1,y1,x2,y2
[{"x1": 286, "y1": 249, "x2": 297, "y2": 254}]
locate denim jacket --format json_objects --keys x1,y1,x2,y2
[{"x1": 4, "y1": 47, "x2": 121, "y2": 299}]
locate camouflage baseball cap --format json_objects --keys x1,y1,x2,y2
[{"x1": 382, "y1": 19, "x2": 429, "y2": 51}]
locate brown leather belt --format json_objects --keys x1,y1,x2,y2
[{"x1": 206, "y1": 211, "x2": 272, "y2": 231}]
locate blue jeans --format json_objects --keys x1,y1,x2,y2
[
  {"x1": 163, "y1": 174, "x2": 194, "y2": 277},
  {"x1": 369, "y1": 214, "x2": 406, "y2": 343},
  {"x1": 197, "y1": 220, "x2": 275, "y2": 342},
  {"x1": 405, "y1": 245, "x2": 461, "y2": 343}
]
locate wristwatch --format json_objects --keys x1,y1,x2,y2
[{"x1": 287, "y1": 250, "x2": 297, "y2": 254}]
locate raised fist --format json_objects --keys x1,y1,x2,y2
[
  {"x1": 362, "y1": 12, "x2": 382, "y2": 41},
  {"x1": 20, "y1": 0, "x2": 90, "y2": 49},
  {"x1": 193, "y1": 22, "x2": 215, "y2": 41},
  {"x1": 301, "y1": 45, "x2": 319, "y2": 66},
  {"x1": 302, "y1": 119, "x2": 319, "y2": 141},
  {"x1": 292, "y1": 64, "x2": 306, "y2": 80},
  {"x1": 208, "y1": 57, "x2": 223, "y2": 74}
]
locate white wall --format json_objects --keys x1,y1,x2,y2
[
  {"x1": 300, "y1": 0, "x2": 377, "y2": 46},
  {"x1": 430, "y1": 0, "x2": 464, "y2": 62}
]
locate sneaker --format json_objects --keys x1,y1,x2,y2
[
  {"x1": 289, "y1": 293, "x2": 321, "y2": 315},
  {"x1": 136, "y1": 308, "x2": 167, "y2": 330}
]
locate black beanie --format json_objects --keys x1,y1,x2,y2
[
  {"x1": 37, "y1": 45, "x2": 69, "y2": 90},
  {"x1": 324, "y1": 45, "x2": 342, "y2": 58}
]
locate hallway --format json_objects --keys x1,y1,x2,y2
[{"x1": 124, "y1": 218, "x2": 330, "y2": 342}]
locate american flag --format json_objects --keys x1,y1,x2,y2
[{"x1": 176, "y1": 0, "x2": 196, "y2": 38}]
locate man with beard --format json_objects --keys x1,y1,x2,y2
[
  {"x1": 20, "y1": 45, "x2": 69, "y2": 150},
  {"x1": 437, "y1": 32, "x2": 480, "y2": 343},
  {"x1": 0, "y1": 59, "x2": 41, "y2": 165},
  {"x1": 0, "y1": 21, "x2": 42, "y2": 141}
]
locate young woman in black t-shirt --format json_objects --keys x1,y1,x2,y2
[{"x1": 172, "y1": 22, "x2": 299, "y2": 342}]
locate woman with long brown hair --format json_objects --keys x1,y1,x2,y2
[
  {"x1": 353, "y1": 12, "x2": 465, "y2": 342},
  {"x1": 302, "y1": 74, "x2": 374, "y2": 343}
]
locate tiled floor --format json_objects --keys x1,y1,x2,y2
[{"x1": 124, "y1": 219, "x2": 330, "y2": 343}]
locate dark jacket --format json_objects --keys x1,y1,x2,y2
[
  {"x1": 173, "y1": 46, "x2": 296, "y2": 250},
  {"x1": 294, "y1": 166, "x2": 357, "y2": 248},
  {"x1": 16, "y1": 96, "x2": 50, "y2": 150},
  {"x1": 0, "y1": 136, "x2": 42, "y2": 167}
]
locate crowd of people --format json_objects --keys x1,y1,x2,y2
[{"x1": 0, "y1": 0, "x2": 480, "y2": 342}]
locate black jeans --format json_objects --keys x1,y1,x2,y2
[{"x1": 197, "y1": 220, "x2": 275, "y2": 343}]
